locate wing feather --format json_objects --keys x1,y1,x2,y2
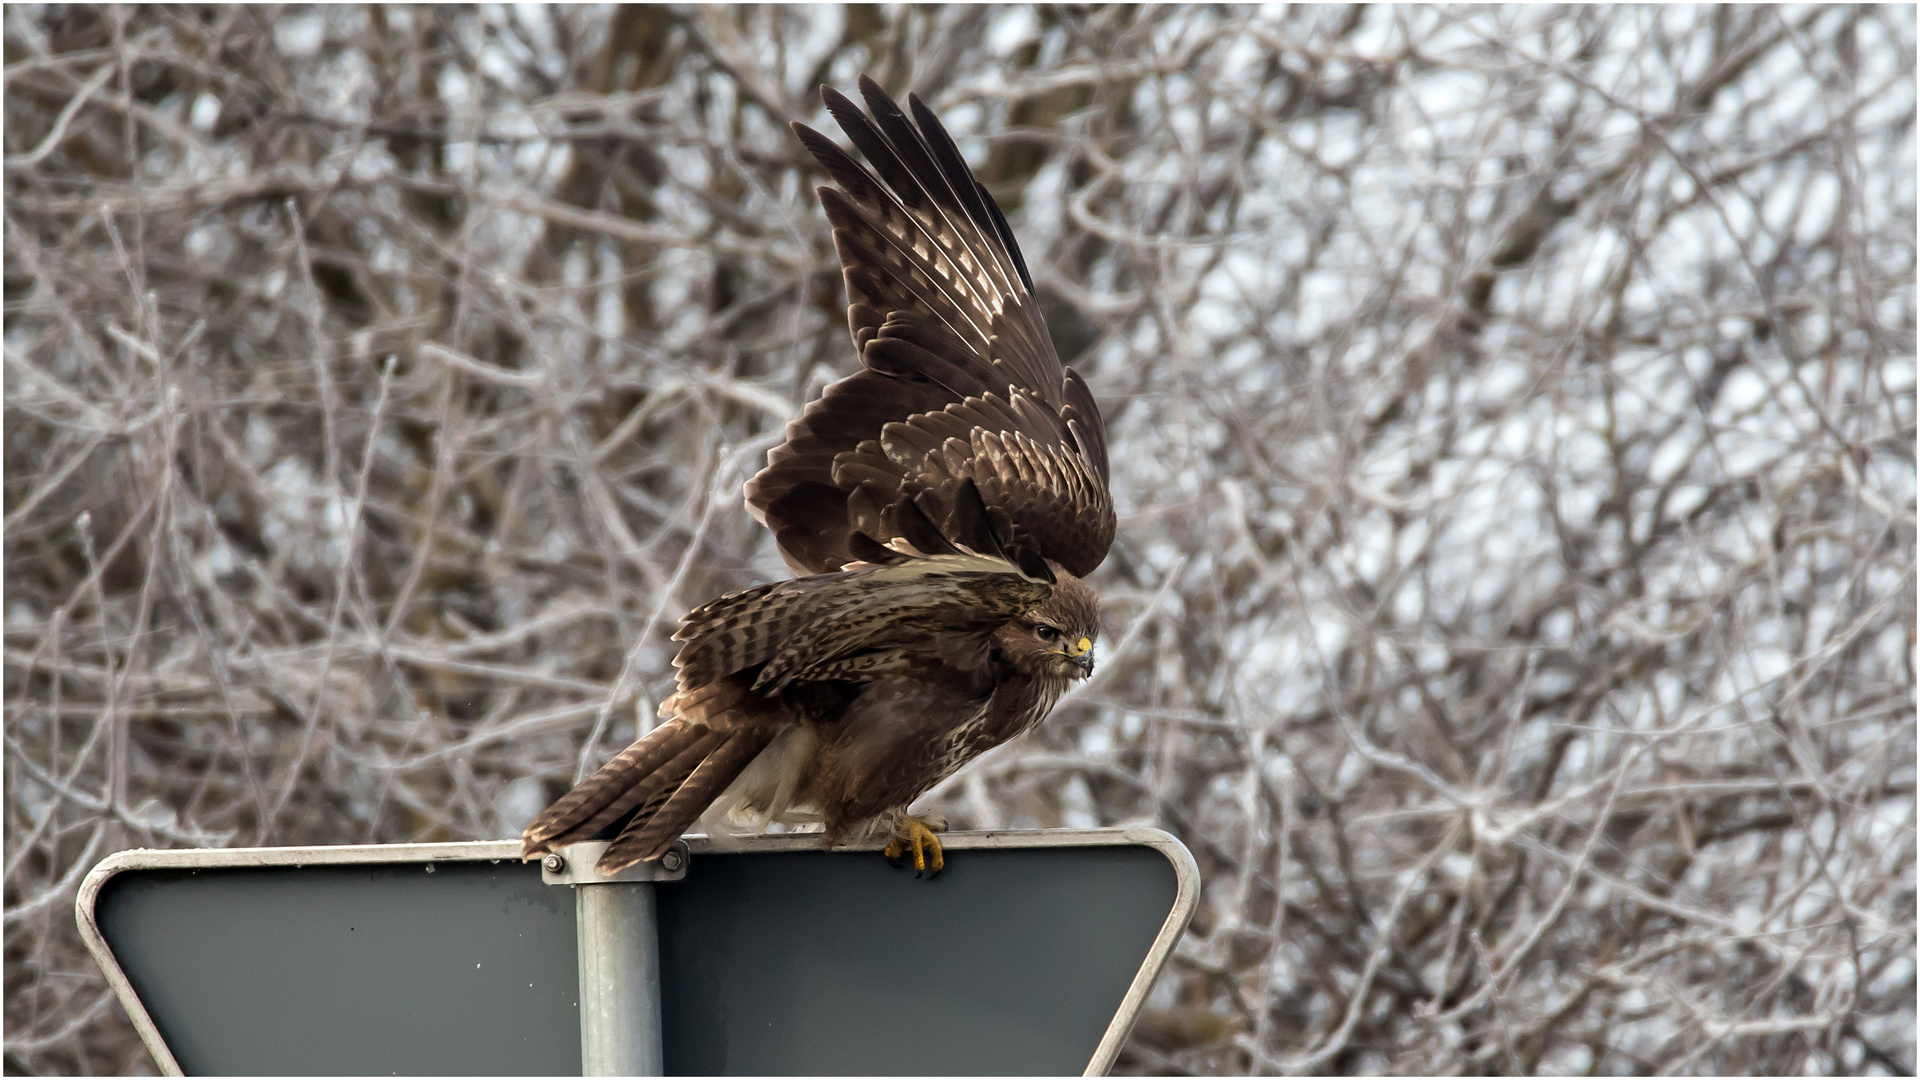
[
  {"x1": 662, "y1": 548, "x2": 1049, "y2": 719},
  {"x1": 744, "y1": 77, "x2": 1114, "y2": 578}
]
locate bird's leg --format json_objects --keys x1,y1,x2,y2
[{"x1": 882, "y1": 813, "x2": 947, "y2": 878}]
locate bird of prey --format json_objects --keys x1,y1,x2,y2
[{"x1": 523, "y1": 76, "x2": 1114, "y2": 878}]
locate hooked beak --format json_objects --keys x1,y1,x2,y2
[{"x1": 1061, "y1": 636, "x2": 1094, "y2": 677}]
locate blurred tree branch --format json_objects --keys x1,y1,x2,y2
[{"x1": 4, "y1": 5, "x2": 1912, "y2": 1076}]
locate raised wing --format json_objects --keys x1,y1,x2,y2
[{"x1": 745, "y1": 75, "x2": 1114, "y2": 579}]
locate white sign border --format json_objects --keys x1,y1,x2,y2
[{"x1": 77, "y1": 826, "x2": 1199, "y2": 1077}]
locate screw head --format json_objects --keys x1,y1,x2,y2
[
  {"x1": 659, "y1": 848, "x2": 686, "y2": 873},
  {"x1": 541, "y1": 853, "x2": 565, "y2": 874}
]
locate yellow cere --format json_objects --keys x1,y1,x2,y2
[{"x1": 1073, "y1": 637, "x2": 1092, "y2": 656}]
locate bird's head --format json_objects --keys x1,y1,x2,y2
[{"x1": 998, "y1": 568, "x2": 1100, "y2": 681}]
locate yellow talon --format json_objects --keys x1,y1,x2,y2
[{"x1": 883, "y1": 816, "x2": 946, "y2": 878}]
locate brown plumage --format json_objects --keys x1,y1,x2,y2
[{"x1": 523, "y1": 77, "x2": 1114, "y2": 876}]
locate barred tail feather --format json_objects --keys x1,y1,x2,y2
[
  {"x1": 522, "y1": 715, "x2": 784, "y2": 874},
  {"x1": 521, "y1": 718, "x2": 704, "y2": 857},
  {"x1": 600, "y1": 727, "x2": 778, "y2": 871},
  {"x1": 556, "y1": 729, "x2": 725, "y2": 851}
]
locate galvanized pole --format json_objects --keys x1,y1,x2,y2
[
  {"x1": 575, "y1": 882, "x2": 660, "y2": 1075},
  {"x1": 544, "y1": 841, "x2": 688, "y2": 1077}
]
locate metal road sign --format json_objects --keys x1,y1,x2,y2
[{"x1": 78, "y1": 827, "x2": 1197, "y2": 1076}]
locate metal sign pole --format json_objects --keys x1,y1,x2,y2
[
  {"x1": 544, "y1": 841, "x2": 689, "y2": 1077},
  {"x1": 575, "y1": 882, "x2": 661, "y2": 1076}
]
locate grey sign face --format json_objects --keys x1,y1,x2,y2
[
  {"x1": 80, "y1": 829, "x2": 1197, "y2": 1076},
  {"x1": 93, "y1": 859, "x2": 582, "y2": 1076}
]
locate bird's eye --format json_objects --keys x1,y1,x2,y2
[{"x1": 1035, "y1": 625, "x2": 1060, "y2": 642}]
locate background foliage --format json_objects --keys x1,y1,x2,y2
[{"x1": 5, "y1": 5, "x2": 1914, "y2": 1074}]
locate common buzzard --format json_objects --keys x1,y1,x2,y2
[{"x1": 523, "y1": 77, "x2": 1114, "y2": 877}]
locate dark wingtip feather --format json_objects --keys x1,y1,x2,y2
[
  {"x1": 978, "y1": 178, "x2": 1036, "y2": 293},
  {"x1": 950, "y1": 477, "x2": 1010, "y2": 563},
  {"x1": 886, "y1": 495, "x2": 961, "y2": 557},
  {"x1": 791, "y1": 120, "x2": 832, "y2": 158},
  {"x1": 1016, "y1": 546, "x2": 1056, "y2": 584},
  {"x1": 822, "y1": 84, "x2": 870, "y2": 136},
  {"x1": 847, "y1": 530, "x2": 907, "y2": 565}
]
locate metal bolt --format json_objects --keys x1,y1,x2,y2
[
  {"x1": 658, "y1": 847, "x2": 686, "y2": 873},
  {"x1": 542, "y1": 853, "x2": 565, "y2": 874}
]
